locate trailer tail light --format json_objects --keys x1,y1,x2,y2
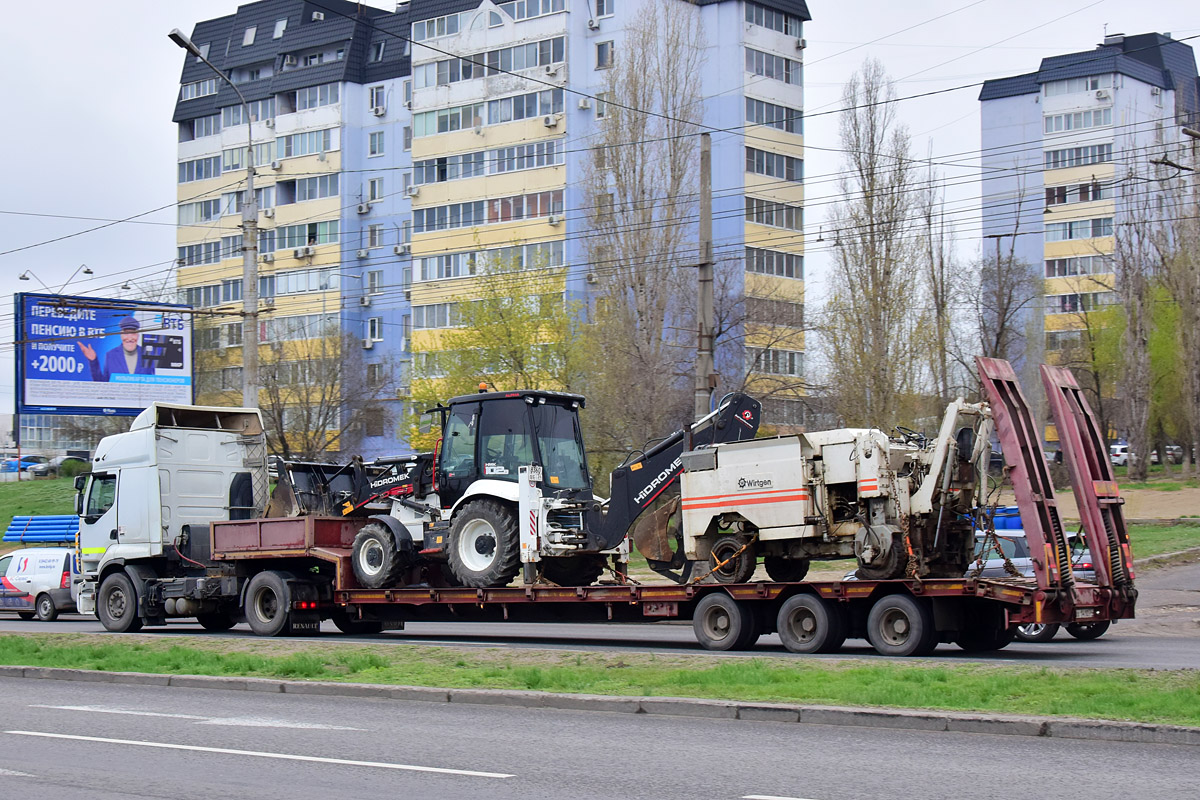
[
  {"x1": 1121, "y1": 543, "x2": 1135, "y2": 580},
  {"x1": 60, "y1": 567, "x2": 70, "y2": 590},
  {"x1": 292, "y1": 600, "x2": 318, "y2": 610}
]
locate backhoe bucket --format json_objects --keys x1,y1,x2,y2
[
  {"x1": 264, "y1": 479, "x2": 303, "y2": 518},
  {"x1": 631, "y1": 494, "x2": 682, "y2": 563}
]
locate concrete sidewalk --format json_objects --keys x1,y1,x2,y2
[{"x1": 1, "y1": 664, "x2": 1195, "y2": 747}]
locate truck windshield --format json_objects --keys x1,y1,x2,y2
[{"x1": 533, "y1": 403, "x2": 589, "y2": 490}]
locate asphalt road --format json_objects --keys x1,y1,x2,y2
[
  {"x1": 1, "y1": 612, "x2": 1197, "y2": 669},
  {"x1": 1, "y1": 678, "x2": 1197, "y2": 800}
]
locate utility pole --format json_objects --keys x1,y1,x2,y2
[{"x1": 694, "y1": 133, "x2": 715, "y2": 420}]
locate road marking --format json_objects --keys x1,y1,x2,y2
[
  {"x1": 31, "y1": 705, "x2": 363, "y2": 731},
  {"x1": 5, "y1": 731, "x2": 514, "y2": 779},
  {"x1": 0, "y1": 768, "x2": 36, "y2": 778}
]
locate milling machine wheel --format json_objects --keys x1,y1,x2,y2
[{"x1": 764, "y1": 556, "x2": 810, "y2": 583}]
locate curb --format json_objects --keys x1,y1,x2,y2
[
  {"x1": 1, "y1": 665, "x2": 1197, "y2": 747},
  {"x1": 1135, "y1": 545, "x2": 1200, "y2": 569}
]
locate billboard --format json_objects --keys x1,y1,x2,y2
[{"x1": 15, "y1": 293, "x2": 193, "y2": 416}]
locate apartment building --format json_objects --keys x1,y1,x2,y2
[
  {"x1": 979, "y1": 33, "x2": 1199, "y2": 384},
  {"x1": 174, "y1": 0, "x2": 810, "y2": 454}
]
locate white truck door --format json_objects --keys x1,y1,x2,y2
[{"x1": 79, "y1": 472, "x2": 119, "y2": 572}]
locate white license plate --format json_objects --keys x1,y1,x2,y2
[{"x1": 1076, "y1": 607, "x2": 1096, "y2": 619}]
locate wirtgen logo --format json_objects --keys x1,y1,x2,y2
[{"x1": 737, "y1": 476, "x2": 773, "y2": 490}]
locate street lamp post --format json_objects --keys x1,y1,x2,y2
[{"x1": 170, "y1": 28, "x2": 259, "y2": 409}]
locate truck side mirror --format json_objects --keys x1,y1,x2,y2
[
  {"x1": 74, "y1": 475, "x2": 87, "y2": 492},
  {"x1": 418, "y1": 413, "x2": 433, "y2": 435},
  {"x1": 74, "y1": 493, "x2": 84, "y2": 516}
]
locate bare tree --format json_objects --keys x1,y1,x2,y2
[
  {"x1": 1113, "y1": 194, "x2": 1158, "y2": 481},
  {"x1": 917, "y1": 162, "x2": 962, "y2": 404},
  {"x1": 821, "y1": 59, "x2": 927, "y2": 428}
]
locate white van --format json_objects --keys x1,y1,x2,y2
[{"x1": 0, "y1": 547, "x2": 78, "y2": 621}]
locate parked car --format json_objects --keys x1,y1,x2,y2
[
  {"x1": 967, "y1": 531, "x2": 1033, "y2": 578},
  {"x1": 1109, "y1": 444, "x2": 1130, "y2": 466},
  {"x1": 0, "y1": 547, "x2": 79, "y2": 621},
  {"x1": 0, "y1": 455, "x2": 49, "y2": 473},
  {"x1": 1014, "y1": 537, "x2": 1098, "y2": 642},
  {"x1": 27, "y1": 456, "x2": 87, "y2": 478}
]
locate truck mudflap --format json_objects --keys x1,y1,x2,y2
[{"x1": 1040, "y1": 364, "x2": 1137, "y2": 616}]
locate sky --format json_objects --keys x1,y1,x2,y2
[{"x1": 0, "y1": 0, "x2": 1193, "y2": 410}]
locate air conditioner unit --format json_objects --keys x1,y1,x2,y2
[
  {"x1": 283, "y1": 55, "x2": 297, "y2": 67},
  {"x1": 357, "y1": 202, "x2": 371, "y2": 214},
  {"x1": 359, "y1": 296, "x2": 372, "y2": 307},
  {"x1": 473, "y1": 124, "x2": 483, "y2": 135},
  {"x1": 271, "y1": 160, "x2": 283, "y2": 170},
  {"x1": 578, "y1": 98, "x2": 591, "y2": 110},
  {"x1": 264, "y1": 118, "x2": 275, "y2": 128},
  {"x1": 543, "y1": 114, "x2": 558, "y2": 128},
  {"x1": 371, "y1": 105, "x2": 386, "y2": 117},
  {"x1": 585, "y1": 272, "x2": 598, "y2": 284},
  {"x1": 1150, "y1": 87, "x2": 1161, "y2": 96},
  {"x1": 587, "y1": 18, "x2": 599, "y2": 30},
  {"x1": 1096, "y1": 89, "x2": 1111, "y2": 100},
  {"x1": 312, "y1": 11, "x2": 324, "y2": 21},
  {"x1": 393, "y1": 243, "x2": 411, "y2": 255},
  {"x1": 404, "y1": 100, "x2": 412, "y2": 110},
  {"x1": 405, "y1": 185, "x2": 420, "y2": 197},
  {"x1": 262, "y1": 208, "x2": 275, "y2": 218},
  {"x1": 362, "y1": 338, "x2": 374, "y2": 350},
  {"x1": 261, "y1": 253, "x2": 274, "y2": 263},
  {"x1": 317, "y1": 151, "x2": 327, "y2": 162},
  {"x1": 544, "y1": 64, "x2": 558, "y2": 76},
  {"x1": 356, "y1": 248, "x2": 369, "y2": 258},
  {"x1": 548, "y1": 214, "x2": 562, "y2": 226},
  {"x1": 304, "y1": 245, "x2": 316, "y2": 256},
  {"x1": 293, "y1": 248, "x2": 307, "y2": 259},
  {"x1": 795, "y1": 38, "x2": 807, "y2": 50}
]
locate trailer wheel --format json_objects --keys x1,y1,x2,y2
[
  {"x1": 97, "y1": 571, "x2": 143, "y2": 633},
  {"x1": 196, "y1": 612, "x2": 237, "y2": 632},
  {"x1": 1014, "y1": 622, "x2": 1060, "y2": 643},
  {"x1": 776, "y1": 594, "x2": 845, "y2": 654},
  {"x1": 708, "y1": 535, "x2": 757, "y2": 583},
  {"x1": 540, "y1": 556, "x2": 607, "y2": 586},
  {"x1": 352, "y1": 523, "x2": 407, "y2": 589},
  {"x1": 764, "y1": 556, "x2": 810, "y2": 583},
  {"x1": 866, "y1": 594, "x2": 937, "y2": 656},
  {"x1": 1066, "y1": 620, "x2": 1110, "y2": 640},
  {"x1": 35, "y1": 593, "x2": 58, "y2": 622},
  {"x1": 447, "y1": 500, "x2": 520, "y2": 588},
  {"x1": 245, "y1": 571, "x2": 294, "y2": 637},
  {"x1": 331, "y1": 610, "x2": 384, "y2": 635},
  {"x1": 693, "y1": 592, "x2": 760, "y2": 651}
]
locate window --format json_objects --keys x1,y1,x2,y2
[
  {"x1": 596, "y1": 0, "x2": 613, "y2": 16},
  {"x1": 221, "y1": 279, "x2": 243, "y2": 304},
  {"x1": 369, "y1": 85, "x2": 386, "y2": 109},
  {"x1": 1044, "y1": 217, "x2": 1114, "y2": 242},
  {"x1": 275, "y1": 267, "x2": 341, "y2": 296},
  {"x1": 416, "y1": 241, "x2": 562, "y2": 282},
  {"x1": 363, "y1": 408, "x2": 385, "y2": 437},
  {"x1": 745, "y1": 2, "x2": 802, "y2": 35},
  {"x1": 277, "y1": 220, "x2": 340, "y2": 248},
  {"x1": 487, "y1": 190, "x2": 563, "y2": 224},
  {"x1": 746, "y1": 97, "x2": 801, "y2": 134},
  {"x1": 745, "y1": 48, "x2": 800, "y2": 85},
  {"x1": 1043, "y1": 74, "x2": 1112, "y2": 97},
  {"x1": 367, "y1": 269, "x2": 384, "y2": 292},
  {"x1": 196, "y1": 43, "x2": 210, "y2": 62},
  {"x1": 178, "y1": 199, "x2": 222, "y2": 225},
  {"x1": 177, "y1": 243, "x2": 221, "y2": 267},
  {"x1": 221, "y1": 98, "x2": 275, "y2": 127},
  {"x1": 403, "y1": 125, "x2": 412, "y2": 150},
  {"x1": 370, "y1": 41, "x2": 386, "y2": 62},
  {"x1": 367, "y1": 363, "x2": 385, "y2": 389},
  {"x1": 492, "y1": 0, "x2": 565, "y2": 23},
  {"x1": 1044, "y1": 255, "x2": 1113, "y2": 278},
  {"x1": 482, "y1": 36, "x2": 566, "y2": 77},
  {"x1": 294, "y1": 83, "x2": 339, "y2": 110},
  {"x1": 368, "y1": 177, "x2": 384, "y2": 201},
  {"x1": 596, "y1": 41, "x2": 613, "y2": 69},
  {"x1": 412, "y1": 303, "x2": 459, "y2": 329},
  {"x1": 85, "y1": 475, "x2": 117, "y2": 518},
  {"x1": 745, "y1": 197, "x2": 802, "y2": 230},
  {"x1": 242, "y1": 26, "x2": 257, "y2": 46},
  {"x1": 178, "y1": 156, "x2": 221, "y2": 183},
  {"x1": 294, "y1": 174, "x2": 339, "y2": 201},
  {"x1": 595, "y1": 92, "x2": 609, "y2": 119},
  {"x1": 273, "y1": 18, "x2": 287, "y2": 38},
  {"x1": 369, "y1": 131, "x2": 385, "y2": 156},
  {"x1": 486, "y1": 88, "x2": 563, "y2": 124},
  {"x1": 304, "y1": 52, "x2": 324, "y2": 67},
  {"x1": 747, "y1": 297, "x2": 804, "y2": 327},
  {"x1": 1046, "y1": 292, "x2": 1113, "y2": 315},
  {"x1": 180, "y1": 78, "x2": 217, "y2": 101},
  {"x1": 1044, "y1": 107, "x2": 1112, "y2": 134},
  {"x1": 413, "y1": 201, "x2": 487, "y2": 233},
  {"x1": 491, "y1": 139, "x2": 564, "y2": 173},
  {"x1": 367, "y1": 317, "x2": 384, "y2": 341},
  {"x1": 1046, "y1": 330, "x2": 1084, "y2": 351},
  {"x1": 221, "y1": 367, "x2": 243, "y2": 390},
  {"x1": 747, "y1": 347, "x2": 804, "y2": 377},
  {"x1": 412, "y1": 11, "x2": 467, "y2": 42},
  {"x1": 222, "y1": 323, "x2": 243, "y2": 347},
  {"x1": 746, "y1": 247, "x2": 803, "y2": 279},
  {"x1": 281, "y1": 128, "x2": 334, "y2": 157},
  {"x1": 1046, "y1": 181, "x2": 1111, "y2": 207},
  {"x1": 746, "y1": 147, "x2": 803, "y2": 182},
  {"x1": 1044, "y1": 143, "x2": 1113, "y2": 170},
  {"x1": 412, "y1": 102, "x2": 485, "y2": 137},
  {"x1": 185, "y1": 114, "x2": 221, "y2": 140}
]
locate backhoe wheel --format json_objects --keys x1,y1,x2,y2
[
  {"x1": 1066, "y1": 620, "x2": 1110, "y2": 640},
  {"x1": 1014, "y1": 622, "x2": 1060, "y2": 643},
  {"x1": 352, "y1": 523, "x2": 406, "y2": 589},
  {"x1": 35, "y1": 593, "x2": 58, "y2": 622},
  {"x1": 708, "y1": 535, "x2": 757, "y2": 584},
  {"x1": 196, "y1": 612, "x2": 237, "y2": 632},
  {"x1": 776, "y1": 594, "x2": 845, "y2": 654},
  {"x1": 764, "y1": 556, "x2": 810, "y2": 583},
  {"x1": 245, "y1": 570, "x2": 294, "y2": 637},
  {"x1": 331, "y1": 609, "x2": 384, "y2": 635},
  {"x1": 447, "y1": 500, "x2": 520, "y2": 588},
  {"x1": 540, "y1": 556, "x2": 607, "y2": 587},
  {"x1": 692, "y1": 592, "x2": 761, "y2": 651},
  {"x1": 97, "y1": 571, "x2": 143, "y2": 633},
  {"x1": 855, "y1": 534, "x2": 907, "y2": 581},
  {"x1": 866, "y1": 594, "x2": 938, "y2": 657}
]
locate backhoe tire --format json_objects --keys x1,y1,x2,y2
[
  {"x1": 352, "y1": 523, "x2": 407, "y2": 589},
  {"x1": 764, "y1": 556, "x2": 810, "y2": 583},
  {"x1": 245, "y1": 570, "x2": 294, "y2": 637},
  {"x1": 866, "y1": 594, "x2": 938, "y2": 657},
  {"x1": 1066, "y1": 620, "x2": 1110, "y2": 640},
  {"x1": 1014, "y1": 622, "x2": 1060, "y2": 643},
  {"x1": 541, "y1": 556, "x2": 607, "y2": 587},
  {"x1": 693, "y1": 592, "x2": 761, "y2": 651},
  {"x1": 708, "y1": 535, "x2": 757, "y2": 584},
  {"x1": 855, "y1": 534, "x2": 907, "y2": 581},
  {"x1": 331, "y1": 609, "x2": 384, "y2": 635},
  {"x1": 196, "y1": 612, "x2": 237, "y2": 632},
  {"x1": 447, "y1": 500, "x2": 520, "y2": 588},
  {"x1": 97, "y1": 571, "x2": 143, "y2": 633},
  {"x1": 776, "y1": 594, "x2": 845, "y2": 654}
]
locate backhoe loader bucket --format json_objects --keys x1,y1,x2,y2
[
  {"x1": 264, "y1": 479, "x2": 302, "y2": 518},
  {"x1": 632, "y1": 494, "x2": 681, "y2": 563}
]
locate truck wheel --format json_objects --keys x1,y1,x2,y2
[
  {"x1": 776, "y1": 594, "x2": 845, "y2": 654},
  {"x1": 352, "y1": 523, "x2": 406, "y2": 589},
  {"x1": 540, "y1": 556, "x2": 607, "y2": 586},
  {"x1": 35, "y1": 594, "x2": 58, "y2": 622},
  {"x1": 866, "y1": 594, "x2": 937, "y2": 656},
  {"x1": 97, "y1": 572, "x2": 143, "y2": 633},
  {"x1": 447, "y1": 501, "x2": 520, "y2": 588},
  {"x1": 196, "y1": 612, "x2": 237, "y2": 632},
  {"x1": 245, "y1": 571, "x2": 294, "y2": 637},
  {"x1": 764, "y1": 556, "x2": 810, "y2": 583},
  {"x1": 708, "y1": 535, "x2": 757, "y2": 583},
  {"x1": 1014, "y1": 622, "x2": 1060, "y2": 643},
  {"x1": 1066, "y1": 620, "x2": 1110, "y2": 640},
  {"x1": 331, "y1": 609, "x2": 384, "y2": 635},
  {"x1": 692, "y1": 592, "x2": 760, "y2": 651},
  {"x1": 855, "y1": 534, "x2": 907, "y2": 580}
]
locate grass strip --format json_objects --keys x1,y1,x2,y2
[
  {"x1": 1, "y1": 633, "x2": 1197, "y2": 727},
  {"x1": 1129, "y1": 525, "x2": 1200, "y2": 561}
]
